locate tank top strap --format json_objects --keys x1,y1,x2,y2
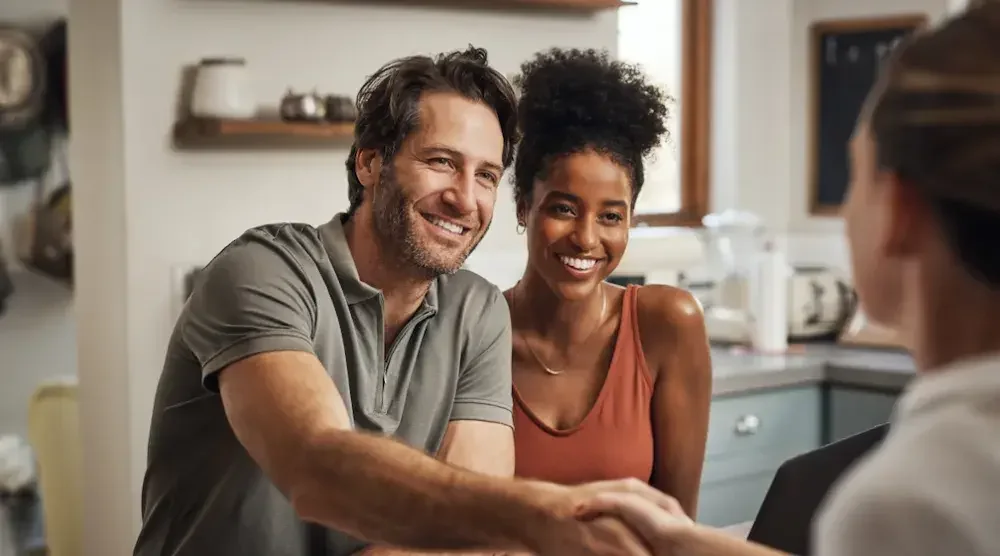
[{"x1": 617, "y1": 285, "x2": 654, "y2": 386}]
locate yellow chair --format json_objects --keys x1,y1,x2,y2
[{"x1": 27, "y1": 378, "x2": 82, "y2": 556}]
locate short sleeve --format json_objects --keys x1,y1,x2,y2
[
  {"x1": 182, "y1": 231, "x2": 318, "y2": 392},
  {"x1": 449, "y1": 288, "x2": 513, "y2": 427}
]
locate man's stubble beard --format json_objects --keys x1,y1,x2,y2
[{"x1": 371, "y1": 163, "x2": 490, "y2": 280}]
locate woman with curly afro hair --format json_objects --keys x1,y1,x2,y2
[{"x1": 504, "y1": 48, "x2": 712, "y2": 517}]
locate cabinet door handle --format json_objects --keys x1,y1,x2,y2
[{"x1": 734, "y1": 414, "x2": 760, "y2": 436}]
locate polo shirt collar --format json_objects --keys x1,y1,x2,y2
[{"x1": 319, "y1": 213, "x2": 439, "y2": 313}]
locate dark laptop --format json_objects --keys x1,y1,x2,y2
[{"x1": 746, "y1": 424, "x2": 890, "y2": 555}]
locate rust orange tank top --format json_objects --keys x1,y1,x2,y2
[{"x1": 513, "y1": 285, "x2": 655, "y2": 485}]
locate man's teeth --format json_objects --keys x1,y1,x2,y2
[
  {"x1": 560, "y1": 256, "x2": 598, "y2": 271},
  {"x1": 428, "y1": 217, "x2": 464, "y2": 235}
]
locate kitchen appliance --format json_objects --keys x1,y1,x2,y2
[
  {"x1": 699, "y1": 210, "x2": 765, "y2": 342},
  {"x1": 324, "y1": 94, "x2": 357, "y2": 122},
  {"x1": 279, "y1": 89, "x2": 327, "y2": 122},
  {"x1": 190, "y1": 57, "x2": 256, "y2": 119},
  {"x1": 704, "y1": 264, "x2": 856, "y2": 344},
  {"x1": 787, "y1": 266, "x2": 855, "y2": 341},
  {"x1": 698, "y1": 210, "x2": 855, "y2": 344}
]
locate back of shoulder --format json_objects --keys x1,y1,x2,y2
[
  {"x1": 844, "y1": 402, "x2": 1000, "y2": 494},
  {"x1": 815, "y1": 404, "x2": 1000, "y2": 555},
  {"x1": 636, "y1": 284, "x2": 704, "y2": 324},
  {"x1": 181, "y1": 223, "x2": 328, "y2": 325},
  {"x1": 634, "y1": 285, "x2": 705, "y2": 352},
  {"x1": 219, "y1": 223, "x2": 326, "y2": 266},
  {"x1": 196, "y1": 223, "x2": 327, "y2": 284}
]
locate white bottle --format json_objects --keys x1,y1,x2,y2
[{"x1": 750, "y1": 241, "x2": 789, "y2": 353}]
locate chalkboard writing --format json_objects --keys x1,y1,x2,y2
[{"x1": 808, "y1": 15, "x2": 926, "y2": 215}]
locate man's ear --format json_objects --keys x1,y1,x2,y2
[{"x1": 354, "y1": 148, "x2": 382, "y2": 188}]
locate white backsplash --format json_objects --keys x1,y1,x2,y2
[
  {"x1": 464, "y1": 226, "x2": 707, "y2": 290},
  {"x1": 465, "y1": 229, "x2": 852, "y2": 290}
]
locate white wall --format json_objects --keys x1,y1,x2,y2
[
  {"x1": 712, "y1": 0, "x2": 795, "y2": 231},
  {"x1": 783, "y1": 0, "x2": 951, "y2": 268},
  {"x1": 0, "y1": 273, "x2": 75, "y2": 434},
  {"x1": 708, "y1": 0, "x2": 951, "y2": 271}
]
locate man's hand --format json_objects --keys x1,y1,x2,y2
[
  {"x1": 571, "y1": 516, "x2": 652, "y2": 556},
  {"x1": 578, "y1": 491, "x2": 694, "y2": 554},
  {"x1": 571, "y1": 479, "x2": 689, "y2": 518},
  {"x1": 524, "y1": 478, "x2": 688, "y2": 556}
]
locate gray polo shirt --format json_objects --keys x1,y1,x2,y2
[
  {"x1": 134, "y1": 214, "x2": 513, "y2": 556},
  {"x1": 814, "y1": 353, "x2": 1000, "y2": 555}
]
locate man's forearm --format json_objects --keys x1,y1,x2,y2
[
  {"x1": 360, "y1": 547, "x2": 529, "y2": 556},
  {"x1": 291, "y1": 429, "x2": 557, "y2": 553}
]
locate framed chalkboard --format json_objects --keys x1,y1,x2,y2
[{"x1": 808, "y1": 15, "x2": 927, "y2": 215}]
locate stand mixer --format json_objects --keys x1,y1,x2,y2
[{"x1": 699, "y1": 210, "x2": 768, "y2": 344}]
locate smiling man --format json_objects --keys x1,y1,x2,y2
[{"x1": 134, "y1": 46, "x2": 666, "y2": 556}]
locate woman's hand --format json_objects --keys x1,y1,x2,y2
[
  {"x1": 579, "y1": 492, "x2": 790, "y2": 556},
  {"x1": 578, "y1": 491, "x2": 694, "y2": 553}
]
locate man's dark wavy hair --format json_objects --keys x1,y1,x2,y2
[{"x1": 344, "y1": 46, "x2": 520, "y2": 215}]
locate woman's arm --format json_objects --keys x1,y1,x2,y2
[
  {"x1": 637, "y1": 286, "x2": 713, "y2": 517},
  {"x1": 580, "y1": 492, "x2": 790, "y2": 556}
]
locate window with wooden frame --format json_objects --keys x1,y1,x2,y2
[{"x1": 618, "y1": 0, "x2": 713, "y2": 227}]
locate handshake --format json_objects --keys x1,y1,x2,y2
[{"x1": 527, "y1": 478, "x2": 701, "y2": 556}]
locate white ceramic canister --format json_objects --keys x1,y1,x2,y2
[{"x1": 190, "y1": 57, "x2": 256, "y2": 119}]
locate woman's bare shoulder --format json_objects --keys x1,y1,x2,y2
[{"x1": 634, "y1": 284, "x2": 705, "y2": 329}]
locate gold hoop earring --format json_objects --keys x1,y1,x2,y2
[{"x1": 516, "y1": 222, "x2": 526, "y2": 235}]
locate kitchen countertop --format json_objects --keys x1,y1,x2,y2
[{"x1": 711, "y1": 344, "x2": 915, "y2": 396}]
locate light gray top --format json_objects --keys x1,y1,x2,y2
[
  {"x1": 814, "y1": 354, "x2": 1000, "y2": 556},
  {"x1": 134, "y1": 214, "x2": 513, "y2": 556}
]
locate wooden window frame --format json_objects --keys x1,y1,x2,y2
[{"x1": 633, "y1": 0, "x2": 713, "y2": 228}]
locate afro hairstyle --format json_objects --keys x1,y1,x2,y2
[{"x1": 512, "y1": 48, "x2": 672, "y2": 210}]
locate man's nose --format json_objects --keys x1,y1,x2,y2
[{"x1": 440, "y1": 172, "x2": 478, "y2": 215}]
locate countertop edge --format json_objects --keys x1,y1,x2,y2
[{"x1": 712, "y1": 348, "x2": 915, "y2": 396}]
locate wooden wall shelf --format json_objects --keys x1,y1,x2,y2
[
  {"x1": 362, "y1": 0, "x2": 635, "y2": 11},
  {"x1": 173, "y1": 118, "x2": 354, "y2": 150}
]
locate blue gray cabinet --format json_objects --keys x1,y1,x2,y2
[
  {"x1": 697, "y1": 383, "x2": 902, "y2": 527},
  {"x1": 697, "y1": 386, "x2": 822, "y2": 526},
  {"x1": 826, "y1": 386, "x2": 899, "y2": 443}
]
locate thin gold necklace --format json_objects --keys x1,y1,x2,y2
[{"x1": 514, "y1": 283, "x2": 608, "y2": 376}]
